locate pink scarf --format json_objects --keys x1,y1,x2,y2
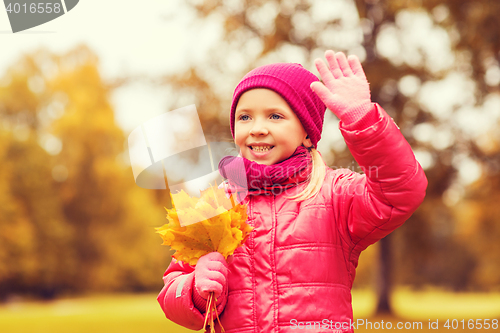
[{"x1": 218, "y1": 146, "x2": 312, "y2": 201}]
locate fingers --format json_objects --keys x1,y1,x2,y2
[
  {"x1": 202, "y1": 251, "x2": 226, "y2": 261},
  {"x1": 195, "y1": 267, "x2": 227, "y2": 299},
  {"x1": 347, "y1": 55, "x2": 366, "y2": 80},
  {"x1": 310, "y1": 81, "x2": 333, "y2": 102},
  {"x1": 207, "y1": 260, "x2": 228, "y2": 275},
  {"x1": 336, "y1": 52, "x2": 353, "y2": 77},
  {"x1": 325, "y1": 50, "x2": 342, "y2": 79},
  {"x1": 202, "y1": 270, "x2": 226, "y2": 284},
  {"x1": 198, "y1": 254, "x2": 228, "y2": 275},
  {"x1": 310, "y1": 81, "x2": 342, "y2": 119},
  {"x1": 313, "y1": 57, "x2": 335, "y2": 85},
  {"x1": 198, "y1": 252, "x2": 228, "y2": 268},
  {"x1": 197, "y1": 281, "x2": 224, "y2": 299},
  {"x1": 195, "y1": 252, "x2": 230, "y2": 299},
  {"x1": 197, "y1": 269, "x2": 226, "y2": 297},
  {"x1": 316, "y1": 50, "x2": 359, "y2": 79}
]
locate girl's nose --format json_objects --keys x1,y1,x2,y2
[{"x1": 249, "y1": 122, "x2": 269, "y2": 136}]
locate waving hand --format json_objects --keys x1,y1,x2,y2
[{"x1": 310, "y1": 50, "x2": 373, "y2": 126}]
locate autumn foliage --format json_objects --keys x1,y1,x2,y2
[
  {"x1": 1, "y1": 0, "x2": 500, "y2": 304},
  {"x1": 156, "y1": 185, "x2": 253, "y2": 266},
  {"x1": 0, "y1": 45, "x2": 170, "y2": 299}
]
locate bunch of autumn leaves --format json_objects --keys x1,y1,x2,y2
[{"x1": 156, "y1": 183, "x2": 253, "y2": 332}]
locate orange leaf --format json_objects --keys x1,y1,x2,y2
[{"x1": 156, "y1": 183, "x2": 253, "y2": 265}]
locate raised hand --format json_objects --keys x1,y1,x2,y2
[
  {"x1": 310, "y1": 50, "x2": 372, "y2": 125},
  {"x1": 194, "y1": 252, "x2": 228, "y2": 300}
]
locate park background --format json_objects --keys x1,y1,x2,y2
[{"x1": 0, "y1": 0, "x2": 499, "y2": 332}]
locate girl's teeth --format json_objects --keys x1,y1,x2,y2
[{"x1": 252, "y1": 146, "x2": 272, "y2": 152}]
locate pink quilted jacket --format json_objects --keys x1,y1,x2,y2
[{"x1": 157, "y1": 104, "x2": 428, "y2": 333}]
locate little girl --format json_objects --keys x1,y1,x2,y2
[{"x1": 157, "y1": 50, "x2": 427, "y2": 333}]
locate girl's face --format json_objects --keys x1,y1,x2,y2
[{"x1": 234, "y1": 88, "x2": 312, "y2": 165}]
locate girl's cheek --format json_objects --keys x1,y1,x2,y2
[{"x1": 234, "y1": 136, "x2": 245, "y2": 151}]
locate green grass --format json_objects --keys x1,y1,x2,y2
[
  {"x1": 352, "y1": 288, "x2": 500, "y2": 332},
  {"x1": 0, "y1": 289, "x2": 499, "y2": 332},
  {"x1": 0, "y1": 293, "x2": 200, "y2": 333},
  {"x1": 352, "y1": 288, "x2": 500, "y2": 319}
]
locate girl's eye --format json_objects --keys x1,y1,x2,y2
[
  {"x1": 239, "y1": 115, "x2": 250, "y2": 121},
  {"x1": 270, "y1": 114, "x2": 282, "y2": 120}
]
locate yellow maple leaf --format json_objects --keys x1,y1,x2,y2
[{"x1": 156, "y1": 182, "x2": 253, "y2": 266}]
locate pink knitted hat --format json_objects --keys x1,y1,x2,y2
[{"x1": 230, "y1": 62, "x2": 327, "y2": 147}]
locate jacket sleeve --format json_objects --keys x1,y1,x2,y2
[
  {"x1": 157, "y1": 259, "x2": 228, "y2": 330},
  {"x1": 332, "y1": 103, "x2": 428, "y2": 252}
]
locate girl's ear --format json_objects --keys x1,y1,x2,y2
[{"x1": 302, "y1": 135, "x2": 313, "y2": 148}]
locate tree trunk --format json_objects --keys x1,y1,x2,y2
[{"x1": 376, "y1": 234, "x2": 393, "y2": 314}]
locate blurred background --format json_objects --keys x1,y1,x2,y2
[{"x1": 1, "y1": 0, "x2": 499, "y2": 332}]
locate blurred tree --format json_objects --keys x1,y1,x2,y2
[
  {"x1": 360, "y1": 0, "x2": 500, "y2": 310},
  {"x1": 47, "y1": 46, "x2": 171, "y2": 292},
  {"x1": 0, "y1": 45, "x2": 171, "y2": 298},
  {"x1": 0, "y1": 68, "x2": 75, "y2": 299},
  {"x1": 154, "y1": 0, "x2": 500, "y2": 314}
]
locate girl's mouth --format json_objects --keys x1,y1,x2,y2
[
  {"x1": 249, "y1": 145, "x2": 274, "y2": 157},
  {"x1": 250, "y1": 146, "x2": 274, "y2": 152}
]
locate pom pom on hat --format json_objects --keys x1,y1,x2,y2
[{"x1": 230, "y1": 63, "x2": 327, "y2": 147}]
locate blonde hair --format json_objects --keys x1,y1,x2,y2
[{"x1": 285, "y1": 146, "x2": 326, "y2": 202}]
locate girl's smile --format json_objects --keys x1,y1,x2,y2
[
  {"x1": 234, "y1": 88, "x2": 312, "y2": 165},
  {"x1": 248, "y1": 144, "x2": 274, "y2": 157}
]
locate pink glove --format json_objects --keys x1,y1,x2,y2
[
  {"x1": 194, "y1": 252, "x2": 228, "y2": 300},
  {"x1": 310, "y1": 50, "x2": 375, "y2": 127}
]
